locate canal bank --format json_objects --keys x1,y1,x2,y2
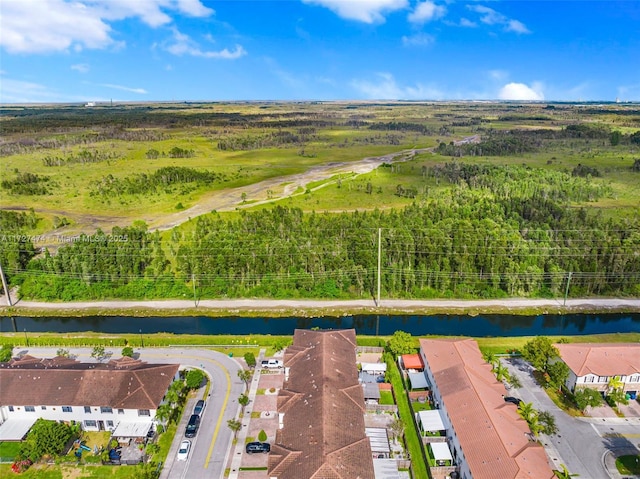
[{"x1": 1, "y1": 297, "x2": 639, "y2": 319}]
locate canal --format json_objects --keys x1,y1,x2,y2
[{"x1": 1, "y1": 313, "x2": 639, "y2": 337}]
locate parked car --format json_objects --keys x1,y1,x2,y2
[
  {"x1": 261, "y1": 359, "x2": 283, "y2": 369},
  {"x1": 194, "y1": 399, "x2": 206, "y2": 416},
  {"x1": 177, "y1": 440, "x2": 191, "y2": 461},
  {"x1": 246, "y1": 442, "x2": 271, "y2": 454},
  {"x1": 185, "y1": 414, "x2": 200, "y2": 438},
  {"x1": 504, "y1": 396, "x2": 523, "y2": 406}
]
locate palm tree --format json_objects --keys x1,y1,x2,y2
[
  {"x1": 227, "y1": 419, "x2": 242, "y2": 441},
  {"x1": 238, "y1": 369, "x2": 252, "y2": 392},
  {"x1": 482, "y1": 351, "x2": 496, "y2": 365},
  {"x1": 155, "y1": 403, "x2": 171, "y2": 426},
  {"x1": 493, "y1": 362, "x2": 510, "y2": 382},
  {"x1": 554, "y1": 464, "x2": 579, "y2": 478},
  {"x1": 606, "y1": 375, "x2": 623, "y2": 395},
  {"x1": 518, "y1": 402, "x2": 536, "y2": 422}
]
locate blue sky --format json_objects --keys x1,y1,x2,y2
[{"x1": 1, "y1": 0, "x2": 639, "y2": 102}]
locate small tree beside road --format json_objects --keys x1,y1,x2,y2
[
  {"x1": 227, "y1": 419, "x2": 242, "y2": 441},
  {"x1": 521, "y1": 336, "x2": 559, "y2": 373},
  {"x1": 238, "y1": 369, "x2": 252, "y2": 392},
  {"x1": 573, "y1": 388, "x2": 603, "y2": 413}
]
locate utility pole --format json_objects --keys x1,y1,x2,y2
[
  {"x1": 0, "y1": 261, "x2": 12, "y2": 306},
  {"x1": 377, "y1": 228, "x2": 381, "y2": 307},
  {"x1": 192, "y1": 273, "x2": 198, "y2": 307},
  {"x1": 563, "y1": 272, "x2": 573, "y2": 306}
]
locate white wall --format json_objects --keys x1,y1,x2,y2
[{"x1": 1, "y1": 405, "x2": 156, "y2": 431}]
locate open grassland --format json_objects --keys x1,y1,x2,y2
[{"x1": 2, "y1": 101, "x2": 639, "y2": 233}]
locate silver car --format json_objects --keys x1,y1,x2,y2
[{"x1": 177, "y1": 440, "x2": 191, "y2": 461}]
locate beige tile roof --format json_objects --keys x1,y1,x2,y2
[
  {"x1": 268, "y1": 329, "x2": 375, "y2": 479},
  {"x1": 420, "y1": 338, "x2": 554, "y2": 479},
  {"x1": 557, "y1": 343, "x2": 640, "y2": 377},
  {"x1": 0, "y1": 355, "x2": 179, "y2": 410}
]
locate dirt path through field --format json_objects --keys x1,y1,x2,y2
[{"x1": 3, "y1": 148, "x2": 426, "y2": 246}]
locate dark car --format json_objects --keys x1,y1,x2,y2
[
  {"x1": 193, "y1": 399, "x2": 206, "y2": 416},
  {"x1": 185, "y1": 414, "x2": 200, "y2": 438},
  {"x1": 504, "y1": 396, "x2": 523, "y2": 406},
  {"x1": 245, "y1": 442, "x2": 270, "y2": 454}
]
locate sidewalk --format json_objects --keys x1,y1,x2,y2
[{"x1": 227, "y1": 348, "x2": 266, "y2": 479}]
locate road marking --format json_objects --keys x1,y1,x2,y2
[
  {"x1": 590, "y1": 423, "x2": 602, "y2": 437},
  {"x1": 204, "y1": 358, "x2": 231, "y2": 469}
]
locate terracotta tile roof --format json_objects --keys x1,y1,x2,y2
[
  {"x1": 0, "y1": 356, "x2": 178, "y2": 410},
  {"x1": 557, "y1": 343, "x2": 640, "y2": 377},
  {"x1": 420, "y1": 338, "x2": 554, "y2": 479},
  {"x1": 401, "y1": 354, "x2": 424, "y2": 370},
  {"x1": 268, "y1": 329, "x2": 375, "y2": 479}
]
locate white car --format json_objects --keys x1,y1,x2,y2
[{"x1": 177, "y1": 440, "x2": 191, "y2": 461}]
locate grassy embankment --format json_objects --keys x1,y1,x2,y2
[{"x1": 1, "y1": 331, "x2": 638, "y2": 355}]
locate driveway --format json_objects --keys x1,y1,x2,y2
[
  {"x1": 502, "y1": 357, "x2": 640, "y2": 479},
  {"x1": 21, "y1": 347, "x2": 245, "y2": 479}
]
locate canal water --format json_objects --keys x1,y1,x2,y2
[{"x1": 1, "y1": 313, "x2": 638, "y2": 337}]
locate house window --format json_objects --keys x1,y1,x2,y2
[
  {"x1": 8, "y1": 406, "x2": 14, "y2": 412},
  {"x1": 585, "y1": 376, "x2": 595, "y2": 383},
  {"x1": 62, "y1": 406, "x2": 73, "y2": 413},
  {"x1": 598, "y1": 376, "x2": 609, "y2": 383},
  {"x1": 630, "y1": 375, "x2": 640, "y2": 383},
  {"x1": 41, "y1": 406, "x2": 47, "y2": 410},
  {"x1": 100, "y1": 407, "x2": 113, "y2": 414},
  {"x1": 106, "y1": 421, "x2": 114, "y2": 428},
  {"x1": 138, "y1": 409, "x2": 151, "y2": 417},
  {"x1": 85, "y1": 420, "x2": 97, "y2": 428},
  {"x1": 25, "y1": 406, "x2": 36, "y2": 412},
  {"x1": 118, "y1": 409, "x2": 125, "y2": 415},
  {"x1": 84, "y1": 406, "x2": 91, "y2": 413}
]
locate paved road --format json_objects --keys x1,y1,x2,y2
[
  {"x1": 503, "y1": 357, "x2": 640, "y2": 479},
  {"x1": 20, "y1": 347, "x2": 245, "y2": 479},
  {"x1": 4, "y1": 296, "x2": 640, "y2": 313}
]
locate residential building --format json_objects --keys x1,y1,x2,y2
[
  {"x1": 268, "y1": 329, "x2": 375, "y2": 479},
  {"x1": 0, "y1": 354, "x2": 179, "y2": 441},
  {"x1": 420, "y1": 338, "x2": 554, "y2": 479},
  {"x1": 556, "y1": 343, "x2": 640, "y2": 395}
]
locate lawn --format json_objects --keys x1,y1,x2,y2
[
  {"x1": 384, "y1": 354, "x2": 429, "y2": 479},
  {"x1": 0, "y1": 441, "x2": 21, "y2": 461},
  {"x1": 379, "y1": 390, "x2": 395, "y2": 405},
  {"x1": 616, "y1": 455, "x2": 640, "y2": 475}
]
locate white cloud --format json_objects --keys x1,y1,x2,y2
[
  {"x1": 0, "y1": 0, "x2": 214, "y2": 54},
  {"x1": 351, "y1": 72, "x2": 443, "y2": 99},
  {"x1": 408, "y1": 1, "x2": 446, "y2": 24},
  {"x1": 71, "y1": 63, "x2": 90, "y2": 73},
  {"x1": 165, "y1": 29, "x2": 246, "y2": 59},
  {"x1": 402, "y1": 33, "x2": 435, "y2": 47},
  {"x1": 459, "y1": 17, "x2": 477, "y2": 28},
  {"x1": 96, "y1": 83, "x2": 148, "y2": 94},
  {"x1": 506, "y1": 19, "x2": 530, "y2": 34},
  {"x1": 488, "y1": 69, "x2": 508, "y2": 81},
  {"x1": 302, "y1": 0, "x2": 408, "y2": 23},
  {"x1": 498, "y1": 82, "x2": 544, "y2": 101},
  {"x1": 467, "y1": 5, "x2": 530, "y2": 34},
  {"x1": 0, "y1": 77, "x2": 100, "y2": 103}
]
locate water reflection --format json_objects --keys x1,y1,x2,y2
[{"x1": 1, "y1": 313, "x2": 638, "y2": 337}]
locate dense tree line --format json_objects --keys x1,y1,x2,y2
[
  {"x1": 42, "y1": 149, "x2": 120, "y2": 166},
  {"x1": 90, "y1": 166, "x2": 244, "y2": 197},
  {"x1": 1, "y1": 171, "x2": 52, "y2": 195},
  {"x1": 11, "y1": 163, "x2": 639, "y2": 300},
  {"x1": 217, "y1": 130, "x2": 317, "y2": 151},
  {"x1": 368, "y1": 122, "x2": 434, "y2": 135}
]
